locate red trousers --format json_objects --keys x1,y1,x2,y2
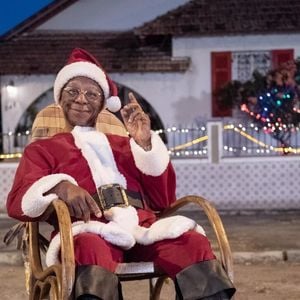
[{"x1": 74, "y1": 230, "x2": 215, "y2": 279}]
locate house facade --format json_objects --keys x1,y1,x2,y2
[
  {"x1": 1, "y1": 0, "x2": 300, "y2": 212},
  {"x1": 2, "y1": 0, "x2": 300, "y2": 131}
]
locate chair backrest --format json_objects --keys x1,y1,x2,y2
[{"x1": 31, "y1": 104, "x2": 127, "y2": 141}]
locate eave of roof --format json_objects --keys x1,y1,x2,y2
[
  {"x1": 135, "y1": 0, "x2": 300, "y2": 37},
  {"x1": 0, "y1": 31, "x2": 190, "y2": 74}
]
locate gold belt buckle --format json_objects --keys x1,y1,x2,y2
[{"x1": 97, "y1": 183, "x2": 129, "y2": 211}]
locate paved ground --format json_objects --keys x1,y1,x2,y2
[
  {"x1": 1, "y1": 261, "x2": 300, "y2": 300},
  {"x1": 1, "y1": 210, "x2": 300, "y2": 299}
]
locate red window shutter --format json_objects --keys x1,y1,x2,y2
[
  {"x1": 271, "y1": 49, "x2": 294, "y2": 68},
  {"x1": 211, "y1": 52, "x2": 232, "y2": 117}
]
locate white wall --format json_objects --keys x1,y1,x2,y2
[
  {"x1": 38, "y1": 0, "x2": 190, "y2": 31},
  {"x1": 111, "y1": 72, "x2": 192, "y2": 126},
  {"x1": 174, "y1": 156, "x2": 300, "y2": 210},
  {"x1": 1, "y1": 75, "x2": 55, "y2": 133},
  {"x1": 2, "y1": 157, "x2": 300, "y2": 212}
]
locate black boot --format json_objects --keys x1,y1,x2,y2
[
  {"x1": 74, "y1": 265, "x2": 123, "y2": 300},
  {"x1": 201, "y1": 290, "x2": 232, "y2": 300},
  {"x1": 175, "y1": 260, "x2": 236, "y2": 300},
  {"x1": 77, "y1": 295, "x2": 101, "y2": 300}
]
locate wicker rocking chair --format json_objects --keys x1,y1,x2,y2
[{"x1": 11, "y1": 105, "x2": 234, "y2": 299}]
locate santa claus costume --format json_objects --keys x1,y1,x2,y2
[{"x1": 6, "y1": 48, "x2": 235, "y2": 300}]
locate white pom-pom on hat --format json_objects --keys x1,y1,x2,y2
[
  {"x1": 54, "y1": 48, "x2": 121, "y2": 112},
  {"x1": 106, "y1": 96, "x2": 122, "y2": 113}
]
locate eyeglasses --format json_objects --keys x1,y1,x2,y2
[{"x1": 63, "y1": 87, "x2": 103, "y2": 102}]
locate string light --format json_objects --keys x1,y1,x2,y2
[
  {"x1": 223, "y1": 124, "x2": 300, "y2": 154},
  {"x1": 167, "y1": 124, "x2": 300, "y2": 156},
  {"x1": 0, "y1": 153, "x2": 22, "y2": 159},
  {"x1": 2, "y1": 123, "x2": 300, "y2": 159}
]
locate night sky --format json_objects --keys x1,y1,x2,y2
[{"x1": 0, "y1": 0, "x2": 54, "y2": 36}]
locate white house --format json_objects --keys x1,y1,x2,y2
[{"x1": 1, "y1": 0, "x2": 300, "y2": 211}]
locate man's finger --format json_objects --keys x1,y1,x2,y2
[
  {"x1": 72, "y1": 204, "x2": 83, "y2": 220},
  {"x1": 67, "y1": 204, "x2": 75, "y2": 217},
  {"x1": 128, "y1": 110, "x2": 144, "y2": 123},
  {"x1": 120, "y1": 108, "x2": 129, "y2": 122},
  {"x1": 87, "y1": 195, "x2": 102, "y2": 218},
  {"x1": 79, "y1": 201, "x2": 90, "y2": 223},
  {"x1": 128, "y1": 92, "x2": 138, "y2": 103}
]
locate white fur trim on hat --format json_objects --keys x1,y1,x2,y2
[
  {"x1": 106, "y1": 96, "x2": 122, "y2": 113},
  {"x1": 130, "y1": 131, "x2": 170, "y2": 176},
  {"x1": 21, "y1": 174, "x2": 78, "y2": 218},
  {"x1": 53, "y1": 61, "x2": 110, "y2": 103}
]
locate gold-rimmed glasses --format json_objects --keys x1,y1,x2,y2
[{"x1": 63, "y1": 87, "x2": 103, "y2": 102}]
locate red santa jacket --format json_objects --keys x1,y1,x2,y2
[
  {"x1": 7, "y1": 127, "x2": 176, "y2": 224},
  {"x1": 7, "y1": 127, "x2": 207, "y2": 266}
]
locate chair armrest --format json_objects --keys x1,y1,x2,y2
[
  {"x1": 160, "y1": 195, "x2": 234, "y2": 282},
  {"x1": 28, "y1": 198, "x2": 75, "y2": 299}
]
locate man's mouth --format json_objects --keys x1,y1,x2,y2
[{"x1": 70, "y1": 108, "x2": 90, "y2": 113}]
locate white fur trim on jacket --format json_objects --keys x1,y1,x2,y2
[
  {"x1": 71, "y1": 126, "x2": 126, "y2": 188},
  {"x1": 53, "y1": 61, "x2": 110, "y2": 103},
  {"x1": 134, "y1": 215, "x2": 206, "y2": 245},
  {"x1": 46, "y1": 205, "x2": 206, "y2": 266},
  {"x1": 106, "y1": 207, "x2": 206, "y2": 245},
  {"x1": 46, "y1": 219, "x2": 136, "y2": 266},
  {"x1": 130, "y1": 131, "x2": 170, "y2": 176},
  {"x1": 21, "y1": 174, "x2": 78, "y2": 218}
]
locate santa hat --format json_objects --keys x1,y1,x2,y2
[{"x1": 53, "y1": 48, "x2": 121, "y2": 112}]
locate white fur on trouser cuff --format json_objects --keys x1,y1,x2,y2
[{"x1": 21, "y1": 174, "x2": 78, "y2": 218}]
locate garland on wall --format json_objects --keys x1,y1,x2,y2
[{"x1": 217, "y1": 58, "x2": 300, "y2": 148}]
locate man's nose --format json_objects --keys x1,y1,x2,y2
[{"x1": 75, "y1": 92, "x2": 88, "y2": 104}]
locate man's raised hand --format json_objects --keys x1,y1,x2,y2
[{"x1": 121, "y1": 92, "x2": 151, "y2": 150}]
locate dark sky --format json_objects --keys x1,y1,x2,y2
[{"x1": 0, "y1": 0, "x2": 54, "y2": 36}]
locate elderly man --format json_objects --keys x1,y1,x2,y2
[{"x1": 7, "y1": 48, "x2": 235, "y2": 300}]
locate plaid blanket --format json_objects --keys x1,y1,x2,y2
[{"x1": 31, "y1": 104, "x2": 128, "y2": 141}]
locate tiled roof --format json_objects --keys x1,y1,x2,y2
[
  {"x1": 0, "y1": 31, "x2": 190, "y2": 74},
  {"x1": 135, "y1": 0, "x2": 300, "y2": 36}
]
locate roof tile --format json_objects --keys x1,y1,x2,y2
[
  {"x1": 0, "y1": 31, "x2": 189, "y2": 74},
  {"x1": 135, "y1": 0, "x2": 300, "y2": 36}
]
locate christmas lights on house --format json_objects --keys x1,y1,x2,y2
[{"x1": 217, "y1": 58, "x2": 300, "y2": 149}]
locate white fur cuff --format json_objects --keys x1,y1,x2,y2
[
  {"x1": 21, "y1": 174, "x2": 78, "y2": 218},
  {"x1": 46, "y1": 220, "x2": 136, "y2": 266},
  {"x1": 130, "y1": 131, "x2": 170, "y2": 176}
]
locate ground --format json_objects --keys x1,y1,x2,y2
[
  {"x1": 1, "y1": 261, "x2": 300, "y2": 300},
  {"x1": 1, "y1": 211, "x2": 300, "y2": 299}
]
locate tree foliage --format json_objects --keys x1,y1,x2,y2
[{"x1": 217, "y1": 58, "x2": 300, "y2": 147}]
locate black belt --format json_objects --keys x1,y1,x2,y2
[{"x1": 92, "y1": 183, "x2": 144, "y2": 211}]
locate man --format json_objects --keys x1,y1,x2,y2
[{"x1": 7, "y1": 48, "x2": 235, "y2": 299}]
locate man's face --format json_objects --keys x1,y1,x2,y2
[{"x1": 59, "y1": 76, "x2": 105, "y2": 127}]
